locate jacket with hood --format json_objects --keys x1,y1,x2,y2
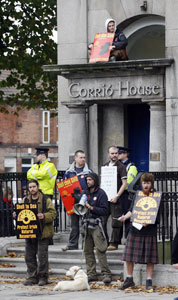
[
  {"x1": 64, "y1": 162, "x2": 92, "y2": 190},
  {"x1": 105, "y1": 18, "x2": 128, "y2": 50},
  {"x1": 85, "y1": 173, "x2": 109, "y2": 219}
]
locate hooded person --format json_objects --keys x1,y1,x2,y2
[
  {"x1": 88, "y1": 18, "x2": 128, "y2": 61},
  {"x1": 82, "y1": 173, "x2": 112, "y2": 284},
  {"x1": 105, "y1": 18, "x2": 128, "y2": 61}
]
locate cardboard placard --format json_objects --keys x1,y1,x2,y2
[
  {"x1": 89, "y1": 32, "x2": 114, "y2": 63},
  {"x1": 100, "y1": 166, "x2": 117, "y2": 201},
  {"x1": 131, "y1": 191, "x2": 162, "y2": 224},
  {"x1": 15, "y1": 203, "x2": 38, "y2": 239},
  {"x1": 56, "y1": 176, "x2": 82, "y2": 215}
]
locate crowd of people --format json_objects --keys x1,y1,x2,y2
[
  {"x1": 8, "y1": 144, "x2": 165, "y2": 291},
  {"x1": 1, "y1": 143, "x2": 177, "y2": 290}
]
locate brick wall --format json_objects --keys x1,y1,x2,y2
[{"x1": 0, "y1": 107, "x2": 58, "y2": 172}]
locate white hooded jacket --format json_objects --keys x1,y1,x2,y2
[{"x1": 105, "y1": 18, "x2": 116, "y2": 32}]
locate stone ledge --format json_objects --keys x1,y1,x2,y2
[
  {"x1": 43, "y1": 58, "x2": 174, "y2": 79},
  {"x1": 124, "y1": 263, "x2": 178, "y2": 286}
]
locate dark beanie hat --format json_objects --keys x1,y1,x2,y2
[{"x1": 86, "y1": 173, "x2": 100, "y2": 187}]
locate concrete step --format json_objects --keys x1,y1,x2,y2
[
  {"x1": 7, "y1": 245, "x2": 125, "y2": 260},
  {"x1": 0, "y1": 233, "x2": 125, "y2": 279},
  {"x1": 0, "y1": 256, "x2": 124, "y2": 271},
  {"x1": 0, "y1": 265, "x2": 123, "y2": 279}
]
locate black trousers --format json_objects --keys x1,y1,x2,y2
[{"x1": 103, "y1": 202, "x2": 123, "y2": 246}]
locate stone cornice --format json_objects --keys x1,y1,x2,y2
[{"x1": 43, "y1": 58, "x2": 174, "y2": 79}]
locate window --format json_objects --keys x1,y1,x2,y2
[{"x1": 43, "y1": 111, "x2": 50, "y2": 143}]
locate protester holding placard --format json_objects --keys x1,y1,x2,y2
[
  {"x1": 62, "y1": 150, "x2": 92, "y2": 251},
  {"x1": 103, "y1": 146, "x2": 127, "y2": 250},
  {"x1": 118, "y1": 173, "x2": 161, "y2": 291},
  {"x1": 88, "y1": 18, "x2": 128, "y2": 62},
  {"x1": 13, "y1": 179, "x2": 56, "y2": 286}
]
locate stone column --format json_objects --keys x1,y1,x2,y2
[
  {"x1": 165, "y1": 1, "x2": 178, "y2": 171},
  {"x1": 149, "y1": 101, "x2": 166, "y2": 172},
  {"x1": 67, "y1": 104, "x2": 88, "y2": 160}
]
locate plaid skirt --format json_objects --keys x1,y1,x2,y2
[{"x1": 122, "y1": 233, "x2": 158, "y2": 264}]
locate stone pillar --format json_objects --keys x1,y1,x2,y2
[
  {"x1": 67, "y1": 104, "x2": 88, "y2": 160},
  {"x1": 149, "y1": 102, "x2": 166, "y2": 172},
  {"x1": 166, "y1": 1, "x2": 178, "y2": 171},
  {"x1": 101, "y1": 105, "x2": 124, "y2": 164}
]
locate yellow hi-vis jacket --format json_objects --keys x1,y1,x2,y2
[
  {"x1": 126, "y1": 162, "x2": 138, "y2": 189},
  {"x1": 27, "y1": 159, "x2": 57, "y2": 196}
]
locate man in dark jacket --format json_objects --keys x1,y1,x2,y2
[
  {"x1": 83, "y1": 173, "x2": 112, "y2": 284},
  {"x1": 62, "y1": 150, "x2": 92, "y2": 251}
]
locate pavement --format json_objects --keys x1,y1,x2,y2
[
  {"x1": 0, "y1": 283, "x2": 178, "y2": 300},
  {"x1": 0, "y1": 237, "x2": 178, "y2": 300}
]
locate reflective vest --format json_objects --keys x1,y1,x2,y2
[
  {"x1": 27, "y1": 159, "x2": 57, "y2": 195},
  {"x1": 126, "y1": 162, "x2": 138, "y2": 188}
]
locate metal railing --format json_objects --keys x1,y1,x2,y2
[{"x1": 1, "y1": 171, "x2": 178, "y2": 264}]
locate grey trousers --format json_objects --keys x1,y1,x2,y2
[
  {"x1": 84, "y1": 226, "x2": 111, "y2": 277},
  {"x1": 25, "y1": 238, "x2": 49, "y2": 280}
]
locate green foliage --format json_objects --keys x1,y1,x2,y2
[{"x1": 0, "y1": 0, "x2": 57, "y2": 114}]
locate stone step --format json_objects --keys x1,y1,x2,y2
[
  {"x1": 0, "y1": 265, "x2": 123, "y2": 279},
  {"x1": 7, "y1": 245, "x2": 125, "y2": 259},
  {"x1": 0, "y1": 256, "x2": 124, "y2": 270}
]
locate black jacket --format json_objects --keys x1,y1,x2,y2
[{"x1": 112, "y1": 26, "x2": 128, "y2": 50}]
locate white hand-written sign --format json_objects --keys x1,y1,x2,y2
[{"x1": 100, "y1": 166, "x2": 117, "y2": 201}]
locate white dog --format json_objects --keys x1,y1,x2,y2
[{"x1": 53, "y1": 266, "x2": 90, "y2": 291}]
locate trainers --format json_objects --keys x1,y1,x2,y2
[
  {"x1": 107, "y1": 245, "x2": 118, "y2": 251},
  {"x1": 23, "y1": 278, "x2": 38, "y2": 286},
  {"x1": 103, "y1": 275, "x2": 112, "y2": 284},
  {"x1": 88, "y1": 275, "x2": 98, "y2": 283},
  {"x1": 118, "y1": 277, "x2": 135, "y2": 290},
  {"x1": 38, "y1": 278, "x2": 48, "y2": 286},
  {"x1": 146, "y1": 279, "x2": 153, "y2": 290}
]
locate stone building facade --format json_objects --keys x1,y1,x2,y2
[{"x1": 44, "y1": 0, "x2": 178, "y2": 173}]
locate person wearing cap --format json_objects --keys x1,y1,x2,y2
[
  {"x1": 104, "y1": 146, "x2": 127, "y2": 251},
  {"x1": 62, "y1": 150, "x2": 92, "y2": 251},
  {"x1": 27, "y1": 147, "x2": 58, "y2": 199},
  {"x1": 88, "y1": 18, "x2": 128, "y2": 61},
  {"x1": 118, "y1": 146, "x2": 138, "y2": 236},
  {"x1": 83, "y1": 173, "x2": 112, "y2": 284}
]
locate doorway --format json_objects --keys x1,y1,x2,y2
[{"x1": 127, "y1": 104, "x2": 150, "y2": 172}]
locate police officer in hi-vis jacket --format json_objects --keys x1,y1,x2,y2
[{"x1": 27, "y1": 147, "x2": 57, "y2": 199}]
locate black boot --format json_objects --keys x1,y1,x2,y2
[
  {"x1": 118, "y1": 277, "x2": 135, "y2": 290},
  {"x1": 146, "y1": 279, "x2": 153, "y2": 290}
]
